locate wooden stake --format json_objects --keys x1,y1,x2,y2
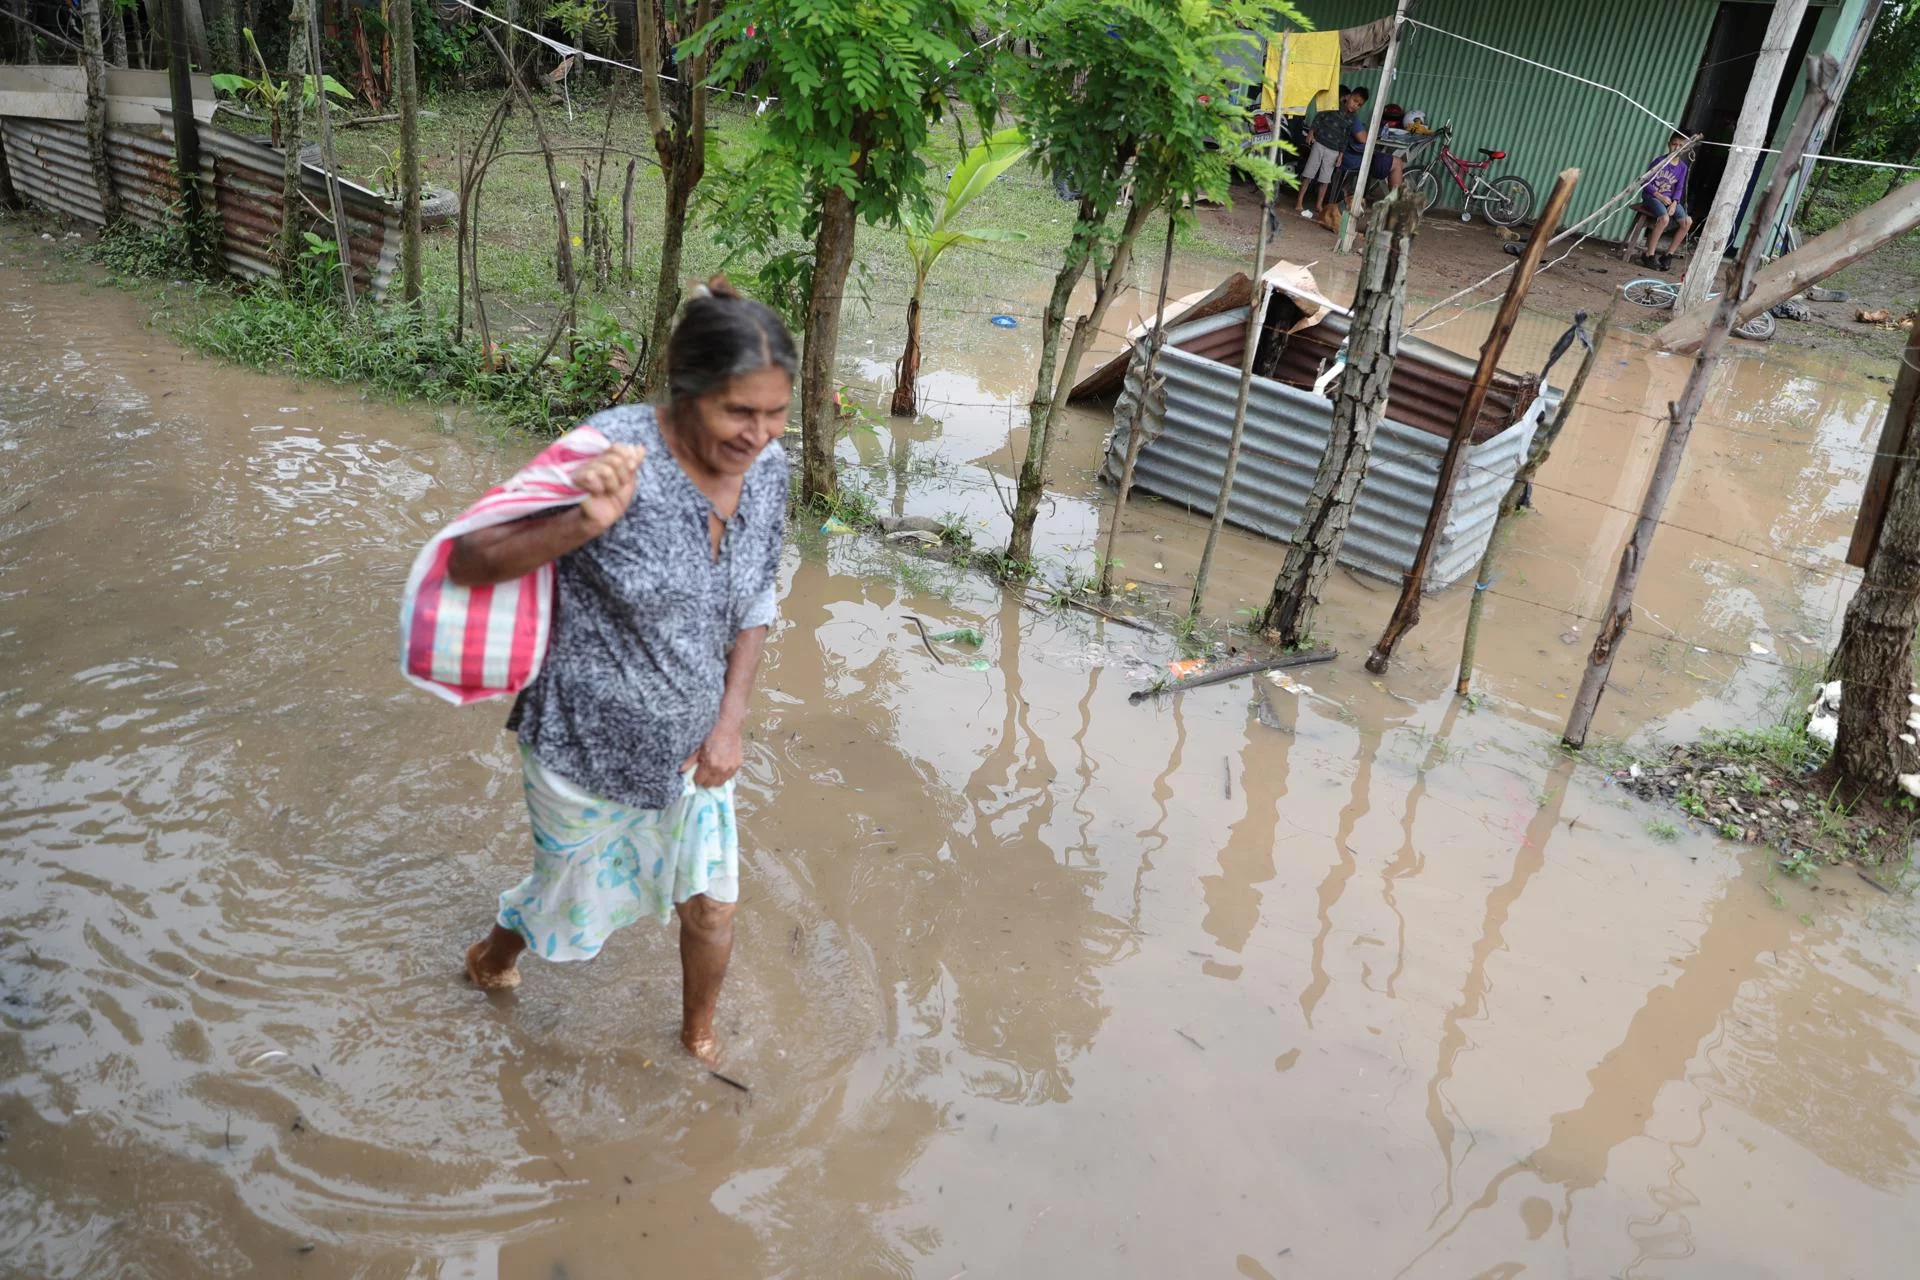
[
  {"x1": 390, "y1": 0, "x2": 422, "y2": 304},
  {"x1": 1563, "y1": 57, "x2": 1839, "y2": 749},
  {"x1": 1189, "y1": 27, "x2": 1291, "y2": 616},
  {"x1": 620, "y1": 157, "x2": 636, "y2": 285},
  {"x1": 1456, "y1": 295, "x2": 1616, "y2": 697},
  {"x1": 1366, "y1": 167, "x2": 1579, "y2": 674},
  {"x1": 1264, "y1": 190, "x2": 1419, "y2": 648},
  {"x1": 1100, "y1": 206, "x2": 1179, "y2": 598},
  {"x1": 307, "y1": 3, "x2": 355, "y2": 310}
]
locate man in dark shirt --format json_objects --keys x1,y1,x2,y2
[{"x1": 1294, "y1": 84, "x2": 1359, "y2": 219}]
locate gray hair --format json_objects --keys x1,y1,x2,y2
[{"x1": 665, "y1": 277, "x2": 798, "y2": 404}]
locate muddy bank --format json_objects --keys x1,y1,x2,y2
[{"x1": 6, "y1": 228, "x2": 1920, "y2": 1278}]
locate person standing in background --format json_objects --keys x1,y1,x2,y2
[{"x1": 1296, "y1": 84, "x2": 1358, "y2": 219}]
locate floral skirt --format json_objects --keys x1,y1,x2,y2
[{"x1": 497, "y1": 745, "x2": 739, "y2": 962}]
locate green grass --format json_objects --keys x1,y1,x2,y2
[
  {"x1": 1698, "y1": 723, "x2": 1827, "y2": 776},
  {"x1": 1647, "y1": 819, "x2": 1680, "y2": 841}
]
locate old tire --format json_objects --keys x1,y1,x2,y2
[{"x1": 296, "y1": 143, "x2": 459, "y2": 229}]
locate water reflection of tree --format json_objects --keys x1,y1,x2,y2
[
  {"x1": 773, "y1": 571, "x2": 1129, "y2": 1108},
  {"x1": 907, "y1": 594, "x2": 1131, "y2": 1105},
  {"x1": 1396, "y1": 843, "x2": 1920, "y2": 1275},
  {"x1": 1199, "y1": 696, "x2": 1288, "y2": 965}
]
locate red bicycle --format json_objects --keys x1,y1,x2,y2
[{"x1": 1401, "y1": 124, "x2": 1536, "y2": 227}]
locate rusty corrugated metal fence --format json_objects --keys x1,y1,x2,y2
[{"x1": 1, "y1": 115, "x2": 397, "y2": 298}]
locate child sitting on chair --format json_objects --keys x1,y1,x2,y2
[{"x1": 1640, "y1": 132, "x2": 1693, "y2": 273}]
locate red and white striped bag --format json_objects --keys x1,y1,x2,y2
[{"x1": 400, "y1": 425, "x2": 610, "y2": 704}]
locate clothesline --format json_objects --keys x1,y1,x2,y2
[
  {"x1": 444, "y1": 0, "x2": 1016, "y2": 109},
  {"x1": 1399, "y1": 15, "x2": 1919, "y2": 175}
]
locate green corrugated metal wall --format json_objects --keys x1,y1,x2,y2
[{"x1": 1288, "y1": 0, "x2": 1851, "y2": 236}]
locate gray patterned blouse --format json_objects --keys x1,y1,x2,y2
[{"x1": 509, "y1": 404, "x2": 787, "y2": 809}]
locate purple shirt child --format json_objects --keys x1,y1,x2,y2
[{"x1": 1644, "y1": 153, "x2": 1689, "y2": 212}]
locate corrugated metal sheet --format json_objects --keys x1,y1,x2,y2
[
  {"x1": 1223, "y1": 302, "x2": 1536, "y2": 442},
  {"x1": 1103, "y1": 308, "x2": 1549, "y2": 590},
  {"x1": 0, "y1": 116, "x2": 397, "y2": 299},
  {"x1": 1292, "y1": 0, "x2": 1729, "y2": 234}
]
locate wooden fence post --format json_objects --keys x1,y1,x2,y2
[
  {"x1": 1366, "y1": 168, "x2": 1579, "y2": 674},
  {"x1": 1456, "y1": 295, "x2": 1616, "y2": 697},
  {"x1": 1563, "y1": 57, "x2": 1838, "y2": 748}
]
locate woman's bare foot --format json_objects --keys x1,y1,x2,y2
[
  {"x1": 465, "y1": 926, "x2": 525, "y2": 991},
  {"x1": 681, "y1": 1024, "x2": 722, "y2": 1066}
]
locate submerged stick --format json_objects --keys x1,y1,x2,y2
[
  {"x1": 904, "y1": 615, "x2": 946, "y2": 665},
  {"x1": 1130, "y1": 649, "x2": 1337, "y2": 704}
]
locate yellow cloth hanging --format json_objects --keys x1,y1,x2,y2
[{"x1": 1262, "y1": 29, "x2": 1343, "y2": 116}]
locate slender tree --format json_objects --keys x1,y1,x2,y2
[
  {"x1": 278, "y1": 0, "x2": 312, "y2": 267},
  {"x1": 893, "y1": 127, "x2": 1029, "y2": 417},
  {"x1": 700, "y1": 0, "x2": 1000, "y2": 505},
  {"x1": 391, "y1": 0, "x2": 423, "y2": 304},
  {"x1": 1004, "y1": 0, "x2": 1296, "y2": 567},
  {"x1": 636, "y1": 0, "x2": 714, "y2": 393}
]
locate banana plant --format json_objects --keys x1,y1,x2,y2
[
  {"x1": 212, "y1": 27, "x2": 353, "y2": 149},
  {"x1": 891, "y1": 128, "x2": 1031, "y2": 417}
]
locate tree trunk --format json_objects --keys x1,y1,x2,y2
[
  {"x1": 1264, "y1": 195, "x2": 1417, "y2": 646},
  {"x1": 107, "y1": 0, "x2": 128, "y2": 66},
  {"x1": 279, "y1": 0, "x2": 312, "y2": 267},
  {"x1": 1822, "y1": 319, "x2": 1920, "y2": 801},
  {"x1": 391, "y1": 0, "x2": 421, "y2": 304},
  {"x1": 201, "y1": 0, "x2": 235, "y2": 71},
  {"x1": 1010, "y1": 196, "x2": 1153, "y2": 567},
  {"x1": 83, "y1": 0, "x2": 121, "y2": 226},
  {"x1": 165, "y1": 0, "x2": 210, "y2": 67},
  {"x1": 637, "y1": 0, "x2": 710, "y2": 397},
  {"x1": 800, "y1": 184, "x2": 858, "y2": 504},
  {"x1": 1024, "y1": 219, "x2": 1093, "y2": 434},
  {"x1": 163, "y1": 0, "x2": 214, "y2": 272},
  {"x1": 643, "y1": 163, "x2": 695, "y2": 391},
  {"x1": 891, "y1": 289, "x2": 923, "y2": 417}
]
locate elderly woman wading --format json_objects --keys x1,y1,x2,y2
[{"x1": 454, "y1": 281, "x2": 793, "y2": 1065}]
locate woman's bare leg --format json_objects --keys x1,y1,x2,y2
[
  {"x1": 467, "y1": 924, "x2": 526, "y2": 990},
  {"x1": 677, "y1": 894, "x2": 736, "y2": 1065}
]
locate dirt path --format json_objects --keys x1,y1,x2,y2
[
  {"x1": 1198, "y1": 186, "x2": 1919, "y2": 367},
  {"x1": 4, "y1": 230, "x2": 1920, "y2": 1277}
]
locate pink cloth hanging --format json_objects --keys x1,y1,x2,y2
[{"x1": 399, "y1": 425, "x2": 609, "y2": 704}]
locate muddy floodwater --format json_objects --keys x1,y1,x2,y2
[{"x1": 5, "y1": 233, "x2": 1920, "y2": 1279}]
